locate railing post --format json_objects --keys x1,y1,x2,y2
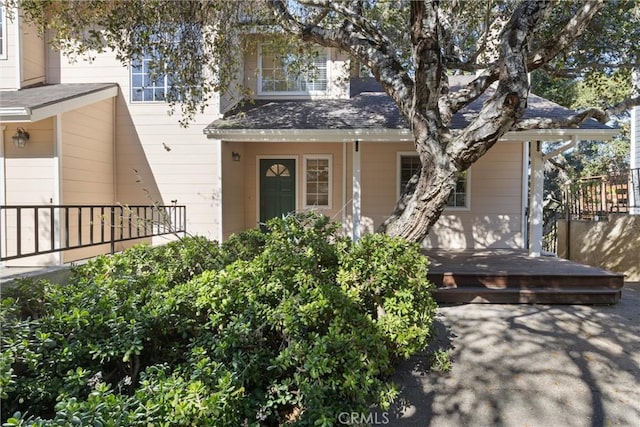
[{"x1": 110, "y1": 206, "x2": 116, "y2": 255}]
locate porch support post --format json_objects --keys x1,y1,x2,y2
[
  {"x1": 352, "y1": 140, "x2": 361, "y2": 241},
  {"x1": 529, "y1": 140, "x2": 544, "y2": 257},
  {"x1": 0, "y1": 125, "x2": 5, "y2": 267}
]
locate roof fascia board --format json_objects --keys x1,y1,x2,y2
[
  {"x1": 204, "y1": 128, "x2": 415, "y2": 142},
  {"x1": 29, "y1": 86, "x2": 119, "y2": 122},
  {"x1": 205, "y1": 127, "x2": 618, "y2": 143},
  {"x1": 0, "y1": 108, "x2": 31, "y2": 122}
]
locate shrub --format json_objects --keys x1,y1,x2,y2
[{"x1": 1, "y1": 213, "x2": 437, "y2": 426}]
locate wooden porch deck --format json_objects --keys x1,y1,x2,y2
[{"x1": 423, "y1": 250, "x2": 625, "y2": 304}]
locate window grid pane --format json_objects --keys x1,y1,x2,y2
[
  {"x1": 400, "y1": 155, "x2": 468, "y2": 208},
  {"x1": 131, "y1": 56, "x2": 168, "y2": 102},
  {"x1": 261, "y1": 46, "x2": 328, "y2": 93},
  {"x1": 306, "y1": 158, "x2": 330, "y2": 207}
]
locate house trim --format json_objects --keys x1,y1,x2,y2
[
  {"x1": 205, "y1": 127, "x2": 618, "y2": 144},
  {"x1": 302, "y1": 154, "x2": 333, "y2": 210},
  {"x1": 0, "y1": 85, "x2": 118, "y2": 122},
  {"x1": 0, "y1": 7, "x2": 7, "y2": 60},
  {"x1": 0, "y1": 125, "x2": 5, "y2": 267}
]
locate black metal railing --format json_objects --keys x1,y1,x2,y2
[{"x1": 0, "y1": 204, "x2": 186, "y2": 262}]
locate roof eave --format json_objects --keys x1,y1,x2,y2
[
  {"x1": 204, "y1": 127, "x2": 619, "y2": 143},
  {"x1": 0, "y1": 85, "x2": 119, "y2": 123}
]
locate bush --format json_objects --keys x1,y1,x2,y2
[{"x1": 1, "y1": 213, "x2": 437, "y2": 426}]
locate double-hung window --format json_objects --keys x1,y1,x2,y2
[
  {"x1": 131, "y1": 51, "x2": 172, "y2": 102},
  {"x1": 399, "y1": 154, "x2": 469, "y2": 209},
  {"x1": 130, "y1": 25, "x2": 201, "y2": 103},
  {"x1": 304, "y1": 155, "x2": 332, "y2": 208},
  {"x1": 259, "y1": 44, "x2": 328, "y2": 95}
]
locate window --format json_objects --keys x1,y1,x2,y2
[
  {"x1": 130, "y1": 25, "x2": 201, "y2": 103},
  {"x1": 0, "y1": 7, "x2": 6, "y2": 60},
  {"x1": 259, "y1": 44, "x2": 328, "y2": 94},
  {"x1": 131, "y1": 51, "x2": 172, "y2": 102},
  {"x1": 398, "y1": 154, "x2": 469, "y2": 209},
  {"x1": 304, "y1": 155, "x2": 332, "y2": 208}
]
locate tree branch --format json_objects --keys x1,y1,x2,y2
[
  {"x1": 298, "y1": 0, "x2": 392, "y2": 48},
  {"x1": 448, "y1": 1, "x2": 550, "y2": 168},
  {"x1": 514, "y1": 95, "x2": 640, "y2": 130},
  {"x1": 527, "y1": 0, "x2": 606, "y2": 72},
  {"x1": 268, "y1": 0, "x2": 415, "y2": 117}
]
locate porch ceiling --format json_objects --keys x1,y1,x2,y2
[{"x1": 0, "y1": 83, "x2": 118, "y2": 122}]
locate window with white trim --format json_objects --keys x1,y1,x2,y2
[
  {"x1": 304, "y1": 155, "x2": 332, "y2": 208},
  {"x1": 259, "y1": 44, "x2": 328, "y2": 94},
  {"x1": 0, "y1": 7, "x2": 7, "y2": 60},
  {"x1": 130, "y1": 26, "x2": 202, "y2": 103},
  {"x1": 399, "y1": 154, "x2": 469, "y2": 209},
  {"x1": 131, "y1": 51, "x2": 172, "y2": 102}
]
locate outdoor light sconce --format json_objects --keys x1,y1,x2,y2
[
  {"x1": 12, "y1": 127, "x2": 30, "y2": 148},
  {"x1": 232, "y1": 151, "x2": 241, "y2": 161}
]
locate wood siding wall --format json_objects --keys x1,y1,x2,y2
[
  {"x1": 2, "y1": 119, "x2": 57, "y2": 265},
  {"x1": 0, "y1": 11, "x2": 18, "y2": 89},
  {"x1": 224, "y1": 140, "x2": 523, "y2": 250},
  {"x1": 20, "y1": 19, "x2": 45, "y2": 87},
  {"x1": 48, "y1": 44, "x2": 224, "y2": 241},
  {"x1": 60, "y1": 99, "x2": 116, "y2": 262}
]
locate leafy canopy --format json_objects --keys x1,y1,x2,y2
[{"x1": 10, "y1": 0, "x2": 640, "y2": 125}]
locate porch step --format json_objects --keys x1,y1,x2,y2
[
  {"x1": 433, "y1": 287, "x2": 622, "y2": 305},
  {"x1": 427, "y1": 272, "x2": 623, "y2": 290}
]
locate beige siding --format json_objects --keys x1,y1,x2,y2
[
  {"x1": 49, "y1": 44, "x2": 224, "y2": 241},
  {"x1": 2, "y1": 120, "x2": 57, "y2": 265},
  {"x1": 0, "y1": 10, "x2": 18, "y2": 89},
  {"x1": 60, "y1": 99, "x2": 116, "y2": 262},
  {"x1": 221, "y1": 141, "x2": 246, "y2": 239},
  {"x1": 236, "y1": 142, "x2": 345, "y2": 231},
  {"x1": 20, "y1": 19, "x2": 45, "y2": 87},
  {"x1": 221, "y1": 140, "x2": 524, "y2": 250},
  {"x1": 427, "y1": 143, "x2": 524, "y2": 249},
  {"x1": 61, "y1": 99, "x2": 115, "y2": 204},
  {"x1": 358, "y1": 141, "x2": 524, "y2": 249}
]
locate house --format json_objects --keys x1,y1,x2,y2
[{"x1": 0, "y1": 8, "x2": 618, "y2": 268}]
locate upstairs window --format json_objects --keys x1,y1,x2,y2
[
  {"x1": 259, "y1": 44, "x2": 328, "y2": 95},
  {"x1": 399, "y1": 154, "x2": 470, "y2": 209},
  {"x1": 131, "y1": 51, "x2": 172, "y2": 102},
  {"x1": 130, "y1": 25, "x2": 202, "y2": 103}
]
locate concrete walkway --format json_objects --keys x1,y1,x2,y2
[{"x1": 384, "y1": 282, "x2": 640, "y2": 427}]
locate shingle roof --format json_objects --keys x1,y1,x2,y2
[
  {"x1": 205, "y1": 76, "x2": 614, "y2": 134},
  {"x1": 0, "y1": 83, "x2": 118, "y2": 110}
]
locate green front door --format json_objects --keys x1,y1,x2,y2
[{"x1": 259, "y1": 159, "x2": 296, "y2": 225}]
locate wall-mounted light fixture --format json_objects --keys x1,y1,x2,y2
[
  {"x1": 232, "y1": 151, "x2": 241, "y2": 161},
  {"x1": 12, "y1": 127, "x2": 30, "y2": 148}
]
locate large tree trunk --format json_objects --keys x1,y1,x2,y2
[{"x1": 378, "y1": 128, "x2": 457, "y2": 241}]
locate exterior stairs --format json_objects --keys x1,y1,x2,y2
[{"x1": 424, "y1": 250, "x2": 624, "y2": 305}]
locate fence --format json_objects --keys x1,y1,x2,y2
[
  {"x1": 563, "y1": 168, "x2": 639, "y2": 220},
  {"x1": 542, "y1": 168, "x2": 639, "y2": 254},
  {"x1": 0, "y1": 204, "x2": 186, "y2": 262}
]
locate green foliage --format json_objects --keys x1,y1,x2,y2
[{"x1": 1, "y1": 213, "x2": 437, "y2": 426}]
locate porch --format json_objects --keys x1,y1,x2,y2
[{"x1": 425, "y1": 249, "x2": 624, "y2": 305}]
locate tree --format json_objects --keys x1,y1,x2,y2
[{"x1": 13, "y1": 0, "x2": 640, "y2": 242}]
